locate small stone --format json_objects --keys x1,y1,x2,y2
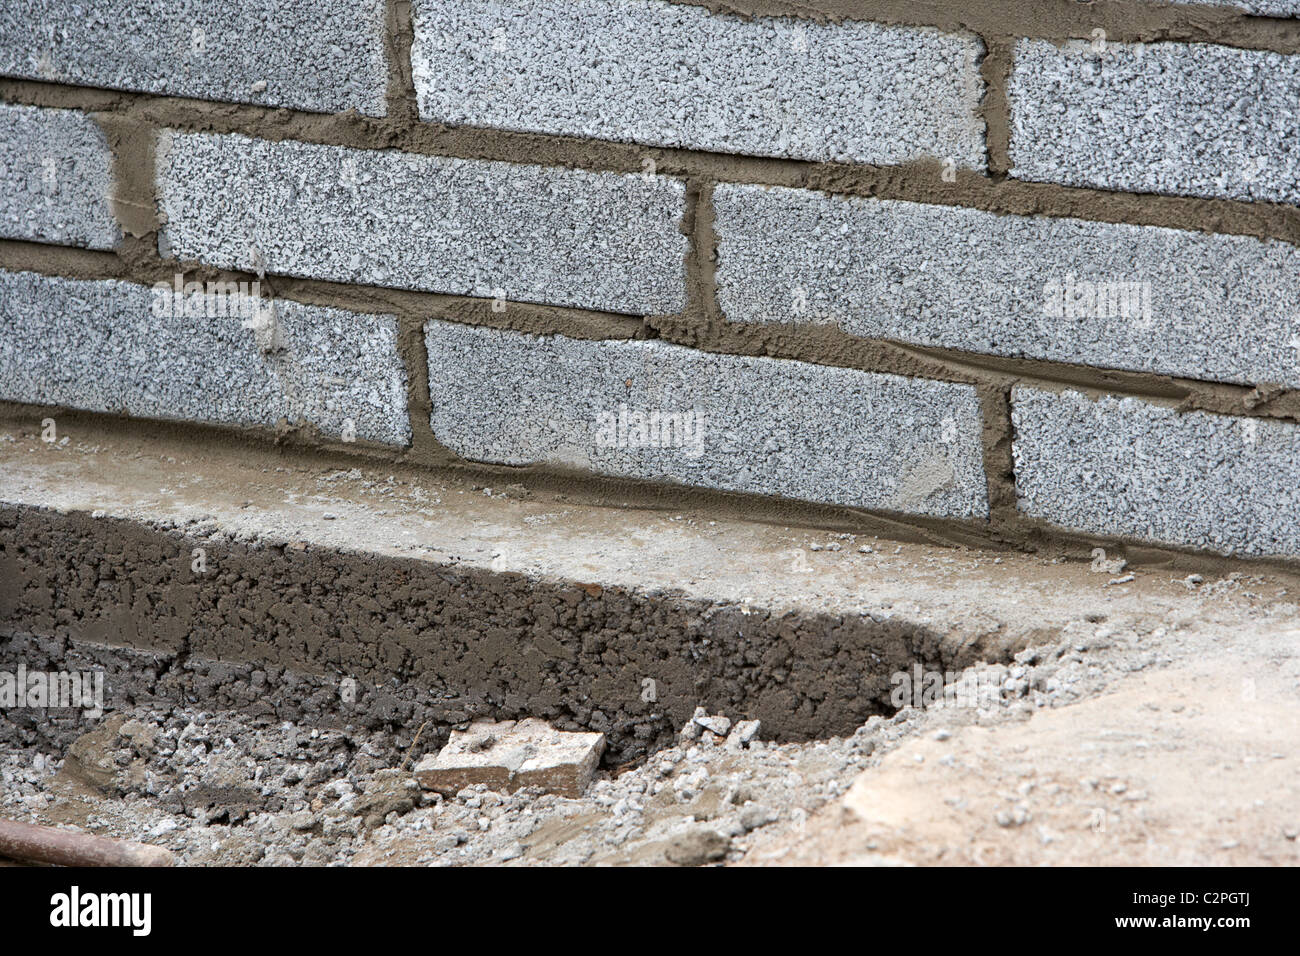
[
  {"x1": 996, "y1": 804, "x2": 1032, "y2": 827},
  {"x1": 680, "y1": 706, "x2": 707, "y2": 741},
  {"x1": 665, "y1": 828, "x2": 730, "y2": 866},
  {"x1": 739, "y1": 803, "x2": 778, "y2": 831},
  {"x1": 693, "y1": 712, "x2": 731, "y2": 736},
  {"x1": 725, "y1": 719, "x2": 761, "y2": 749},
  {"x1": 435, "y1": 830, "x2": 467, "y2": 852}
]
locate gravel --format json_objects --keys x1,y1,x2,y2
[{"x1": 1, "y1": 601, "x2": 1229, "y2": 866}]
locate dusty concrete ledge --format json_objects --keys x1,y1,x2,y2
[{"x1": 3, "y1": 415, "x2": 1292, "y2": 762}]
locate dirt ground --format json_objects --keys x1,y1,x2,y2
[
  {"x1": 2, "y1": 422, "x2": 1299, "y2": 865},
  {"x1": 747, "y1": 616, "x2": 1300, "y2": 866},
  {"x1": 3, "y1": 579, "x2": 1298, "y2": 866}
]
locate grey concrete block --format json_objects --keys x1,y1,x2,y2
[
  {"x1": 1009, "y1": 38, "x2": 1300, "y2": 205},
  {"x1": 157, "y1": 130, "x2": 688, "y2": 316},
  {"x1": 1012, "y1": 387, "x2": 1300, "y2": 557},
  {"x1": 423, "y1": 320, "x2": 988, "y2": 518},
  {"x1": 0, "y1": 104, "x2": 118, "y2": 249},
  {"x1": 0, "y1": 0, "x2": 388, "y2": 115},
  {"x1": 714, "y1": 183, "x2": 1300, "y2": 388},
  {"x1": 0, "y1": 270, "x2": 410, "y2": 445},
  {"x1": 1202, "y1": 1, "x2": 1300, "y2": 14},
  {"x1": 412, "y1": 0, "x2": 986, "y2": 169}
]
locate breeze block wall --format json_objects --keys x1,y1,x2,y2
[{"x1": 3, "y1": 0, "x2": 1300, "y2": 560}]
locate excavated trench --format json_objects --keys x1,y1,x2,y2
[{"x1": 0, "y1": 505, "x2": 1017, "y2": 769}]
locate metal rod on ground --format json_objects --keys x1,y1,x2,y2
[{"x1": 0, "y1": 818, "x2": 175, "y2": 867}]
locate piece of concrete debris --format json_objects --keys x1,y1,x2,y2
[
  {"x1": 725, "y1": 719, "x2": 762, "y2": 750},
  {"x1": 679, "y1": 715, "x2": 701, "y2": 744},
  {"x1": 414, "y1": 719, "x2": 604, "y2": 798},
  {"x1": 691, "y1": 707, "x2": 731, "y2": 737}
]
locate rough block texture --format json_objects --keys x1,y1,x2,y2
[
  {"x1": 157, "y1": 131, "x2": 687, "y2": 315},
  {"x1": 424, "y1": 320, "x2": 989, "y2": 519},
  {"x1": 412, "y1": 0, "x2": 986, "y2": 169},
  {"x1": 0, "y1": 104, "x2": 118, "y2": 250},
  {"x1": 414, "y1": 719, "x2": 605, "y2": 797},
  {"x1": 1009, "y1": 39, "x2": 1300, "y2": 205},
  {"x1": 714, "y1": 183, "x2": 1300, "y2": 388},
  {"x1": 0, "y1": 270, "x2": 409, "y2": 445},
  {"x1": 1012, "y1": 387, "x2": 1300, "y2": 557},
  {"x1": 0, "y1": 0, "x2": 388, "y2": 115},
  {"x1": 1204, "y1": 1, "x2": 1300, "y2": 13}
]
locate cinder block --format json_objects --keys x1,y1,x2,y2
[
  {"x1": 1012, "y1": 387, "x2": 1300, "y2": 557},
  {"x1": 0, "y1": 104, "x2": 118, "y2": 250},
  {"x1": 423, "y1": 320, "x2": 989, "y2": 519},
  {"x1": 1202, "y1": 1, "x2": 1300, "y2": 13},
  {"x1": 0, "y1": 270, "x2": 410, "y2": 445},
  {"x1": 156, "y1": 130, "x2": 688, "y2": 316},
  {"x1": 713, "y1": 182, "x2": 1300, "y2": 388},
  {"x1": 414, "y1": 719, "x2": 605, "y2": 798},
  {"x1": 1009, "y1": 38, "x2": 1300, "y2": 205},
  {"x1": 412, "y1": 0, "x2": 986, "y2": 168},
  {"x1": 0, "y1": 0, "x2": 388, "y2": 115}
]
